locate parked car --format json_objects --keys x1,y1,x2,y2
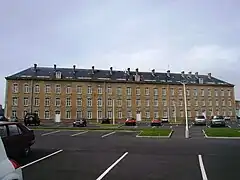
[
  {"x1": 151, "y1": 119, "x2": 162, "y2": 126},
  {"x1": 125, "y1": 118, "x2": 136, "y2": 126},
  {"x1": 9, "y1": 116, "x2": 18, "y2": 122},
  {"x1": 0, "y1": 136, "x2": 23, "y2": 180},
  {"x1": 210, "y1": 115, "x2": 226, "y2": 127},
  {"x1": 0, "y1": 115, "x2": 8, "y2": 122},
  {"x1": 224, "y1": 116, "x2": 231, "y2": 121},
  {"x1": 73, "y1": 118, "x2": 87, "y2": 127},
  {"x1": 101, "y1": 118, "x2": 111, "y2": 124},
  {"x1": 194, "y1": 115, "x2": 207, "y2": 125},
  {"x1": 0, "y1": 122, "x2": 35, "y2": 158},
  {"x1": 161, "y1": 117, "x2": 169, "y2": 123},
  {"x1": 24, "y1": 113, "x2": 40, "y2": 126}
]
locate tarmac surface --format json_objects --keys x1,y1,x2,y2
[{"x1": 16, "y1": 121, "x2": 240, "y2": 180}]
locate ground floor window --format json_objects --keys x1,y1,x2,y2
[
  {"x1": 145, "y1": 111, "x2": 150, "y2": 119},
  {"x1": 107, "y1": 111, "x2": 112, "y2": 119},
  {"x1": 127, "y1": 111, "x2": 132, "y2": 118},
  {"x1": 76, "y1": 111, "x2": 82, "y2": 118},
  {"x1": 44, "y1": 110, "x2": 50, "y2": 119},
  {"x1": 117, "y1": 111, "x2": 122, "y2": 119},
  {"x1": 180, "y1": 110, "x2": 184, "y2": 117},
  {"x1": 66, "y1": 111, "x2": 71, "y2": 119},
  {"x1": 11, "y1": 110, "x2": 17, "y2": 117},
  {"x1": 97, "y1": 110, "x2": 102, "y2": 119},
  {"x1": 87, "y1": 111, "x2": 92, "y2": 119}
]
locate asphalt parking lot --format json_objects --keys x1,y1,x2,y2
[{"x1": 17, "y1": 121, "x2": 240, "y2": 180}]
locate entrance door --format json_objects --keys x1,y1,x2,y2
[{"x1": 55, "y1": 111, "x2": 61, "y2": 123}]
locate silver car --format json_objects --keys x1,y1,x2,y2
[
  {"x1": 194, "y1": 116, "x2": 206, "y2": 125},
  {"x1": 210, "y1": 115, "x2": 226, "y2": 127}
]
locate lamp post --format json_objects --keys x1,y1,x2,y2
[
  {"x1": 173, "y1": 101, "x2": 177, "y2": 123},
  {"x1": 112, "y1": 99, "x2": 115, "y2": 125},
  {"x1": 181, "y1": 82, "x2": 189, "y2": 138}
]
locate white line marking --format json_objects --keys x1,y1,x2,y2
[
  {"x1": 227, "y1": 125, "x2": 231, "y2": 128},
  {"x1": 170, "y1": 126, "x2": 172, "y2": 128},
  {"x1": 198, "y1": 154, "x2": 208, "y2": 180},
  {"x1": 41, "y1": 130, "x2": 60, "y2": 136},
  {"x1": 96, "y1": 152, "x2": 128, "y2": 180},
  {"x1": 71, "y1": 131, "x2": 88, "y2": 137},
  {"x1": 20, "y1": 149, "x2": 63, "y2": 169},
  {"x1": 101, "y1": 131, "x2": 116, "y2": 138}
]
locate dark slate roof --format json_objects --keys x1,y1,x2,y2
[{"x1": 5, "y1": 65, "x2": 234, "y2": 86}]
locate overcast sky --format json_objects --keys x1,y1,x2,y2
[{"x1": 0, "y1": 0, "x2": 240, "y2": 104}]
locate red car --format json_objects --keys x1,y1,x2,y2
[
  {"x1": 151, "y1": 119, "x2": 162, "y2": 126},
  {"x1": 125, "y1": 118, "x2": 136, "y2": 126}
]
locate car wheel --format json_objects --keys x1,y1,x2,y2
[{"x1": 22, "y1": 147, "x2": 30, "y2": 157}]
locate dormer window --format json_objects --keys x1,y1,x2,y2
[
  {"x1": 56, "y1": 71, "x2": 62, "y2": 79},
  {"x1": 199, "y1": 78, "x2": 203, "y2": 84}
]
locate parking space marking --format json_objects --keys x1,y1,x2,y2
[
  {"x1": 101, "y1": 131, "x2": 116, "y2": 138},
  {"x1": 20, "y1": 149, "x2": 63, "y2": 169},
  {"x1": 198, "y1": 154, "x2": 208, "y2": 180},
  {"x1": 41, "y1": 130, "x2": 60, "y2": 136},
  {"x1": 71, "y1": 131, "x2": 88, "y2": 137},
  {"x1": 227, "y1": 125, "x2": 231, "y2": 128},
  {"x1": 96, "y1": 152, "x2": 128, "y2": 180}
]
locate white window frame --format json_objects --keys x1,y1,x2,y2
[
  {"x1": 202, "y1": 100, "x2": 205, "y2": 106},
  {"x1": 208, "y1": 100, "x2": 212, "y2": 106},
  {"x1": 162, "y1": 88, "x2": 166, "y2": 96},
  {"x1": 171, "y1": 88, "x2": 174, "y2": 96},
  {"x1": 154, "y1": 111, "x2": 159, "y2": 118},
  {"x1": 97, "y1": 98, "x2": 102, "y2": 107},
  {"x1": 107, "y1": 87, "x2": 112, "y2": 95},
  {"x1": 145, "y1": 99, "x2": 150, "y2": 107},
  {"x1": 136, "y1": 99, "x2": 141, "y2": 107},
  {"x1": 55, "y1": 98, "x2": 61, "y2": 107},
  {"x1": 45, "y1": 97, "x2": 50, "y2": 106},
  {"x1": 87, "y1": 111, "x2": 92, "y2": 119},
  {"x1": 76, "y1": 111, "x2": 82, "y2": 118},
  {"x1": 127, "y1": 111, "x2": 132, "y2": 118},
  {"x1": 187, "y1": 100, "x2": 191, "y2": 106},
  {"x1": 221, "y1": 89, "x2": 224, "y2": 96},
  {"x1": 195, "y1": 100, "x2": 198, "y2": 106},
  {"x1": 117, "y1": 87, "x2": 122, "y2": 95},
  {"x1": 117, "y1": 99, "x2": 122, "y2": 107},
  {"x1": 193, "y1": 89, "x2": 197, "y2": 96},
  {"x1": 162, "y1": 100, "x2": 167, "y2": 106},
  {"x1": 45, "y1": 84, "x2": 51, "y2": 93},
  {"x1": 216, "y1": 100, "x2": 219, "y2": 106},
  {"x1": 66, "y1": 98, "x2": 71, "y2": 107},
  {"x1": 97, "y1": 86, "x2": 103, "y2": 94},
  {"x1": 179, "y1": 100, "x2": 183, "y2": 107},
  {"x1": 228, "y1": 90, "x2": 231, "y2": 96},
  {"x1": 178, "y1": 89, "x2": 182, "y2": 96},
  {"x1": 163, "y1": 110, "x2": 168, "y2": 117},
  {"x1": 87, "y1": 86, "x2": 92, "y2": 94},
  {"x1": 222, "y1": 99, "x2": 225, "y2": 106},
  {"x1": 127, "y1": 99, "x2": 131, "y2": 107},
  {"x1": 127, "y1": 87, "x2": 131, "y2": 96},
  {"x1": 215, "y1": 89, "x2": 218, "y2": 96},
  {"x1": 201, "y1": 89, "x2": 204, "y2": 96},
  {"x1": 228, "y1": 100, "x2": 232, "y2": 106},
  {"x1": 34, "y1": 97, "x2": 40, "y2": 106},
  {"x1": 145, "y1": 88, "x2": 150, "y2": 96},
  {"x1": 186, "y1": 89, "x2": 190, "y2": 96},
  {"x1": 107, "y1": 98, "x2": 112, "y2": 107},
  {"x1": 208, "y1": 89, "x2": 211, "y2": 96},
  {"x1": 66, "y1": 111, "x2": 71, "y2": 119},
  {"x1": 87, "y1": 98, "x2": 92, "y2": 107},
  {"x1": 180, "y1": 110, "x2": 184, "y2": 117},
  {"x1": 34, "y1": 84, "x2": 40, "y2": 93},
  {"x1": 229, "y1": 110, "x2": 232, "y2": 116},
  {"x1": 56, "y1": 71, "x2": 62, "y2": 79},
  {"x1": 66, "y1": 85, "x2": 72, "y2": 94},
  {"x1": 24, "y1": 83, "x2": 29, "y2": 93},
  {"x1": 55, "y1": 84, "x2": 61, "y2": 94},
  {"x1": 76, "y1": 85, "x2": 82, "y2": 94},
  {"x1": 97, "y1": 110, "x2": 102, "y2": 119},
  {"x1": 12, "y1": 110, "x2": 17, "y2": 117},
  {"x1": 107, "y1": 111, "x2": 113, "y2": 119},
  {"x1": 136, "y1": 88, "x2": 141, "y2": 95},
  {"x1": 118, "y1": 111, "x2": 122, "y2": 119},
  {"x1": 154, "y1": 88, "x2": 158, "y2": 96},
  {"x1": 44, "y1": 111, "x2": 50, "y2": 119},
  {"x1": 154, "y1": 99, "x2": 158, "y2": 107},
  {"x1": 145, "y1": 111, "x2": 150, "y2": 119},
  {"x1": 76, "y1": 98, "x2": 82, "y2": 107},
  {"x1": 23, "y1": 97, "x2": 29, "y2": 107},
  {"x1": 12, "y1": 83, "x2": 18, "y2": 93}
]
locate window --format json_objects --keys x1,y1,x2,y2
[
  {"x1": 223, "y1": 111, "x2": 226, "y2": 116},
  {"x1": 55, "y1": 84, "x2": 61, "y2": 94},
  {"x1": 145, "y1": 99, "x2": 150, "y2": 107},
  {"x1": 107, "y1": 111, "x2": 112, "y2": 119},
  {"x1": 97, "y1": 86, "x2": 102, "y2": 94},
  {"x1": 208, "y1": 89, "x2": 211, "y2": 96},
  {"x1": 171, "y1": 100, "x2": 175, "y2": 106},
  {"x1": 179, "y1": 100, "x2": 183, "y2": 106},
  {"x1": 97, "y1": 110, "x2": 102, "y2": 119},
  {"x1": 107, "y1": 98, "x2": 112, "y2": 107},
  {"x1": 117, "y1": 87, "x2": 122, "y2": 95},
  {"x1": 66, "y1": 85, "x2": 72, "y2": 94},
  {"x1": 34, "y1": 110, "x2": 39, "y2": 117},
  {"x1": 180, "y1": 110, "x2": 184, "y2": 117},
  {"x1": 56, "y1": 71, "x2": 62, "y2": 79},
  {"x1": 215, "y1": 89, "x2": 218, "y2": 96},
  {"x1": 44, "y1": 111, "x2": 50, "y2": 119},
  {"x1": 45, "y1": 97, "x2": 50, "y2": 106},
  {"x1": 178, "y1": 88, "x2": 182, "y2": 96},
  {"x1": 170, "y1": 88, "x2": 174, "y2": 96},
  {"x1": 45, "y1": 84, "x2": 51, "y2": 93},
  {"x1": 136, "y1": 99, "x2": 141, "y2": 107},
  {"x1": 76, "y1": 111, "x2": 82, "y2": 118},
  {"x1": 216, "y1": 100, "x2": 219, "y2": 106},
  {"x1": 171, "y1": 110, "x2": 175, "y2": 118},
  {"x1": 145, "y1": 88, "x2": 150, "y2": 95},
  {"x1": 201, "y1": 89, "x2": 204, "y2": 96},
  {"x1": 154, "y1": 99, "x2": 158, "y2": 107},
  {"x1": 24, "y1": 84, "x2": 29, "y2": 93},
  {"x1": 187, "y1": 110, "x2": 191, "y2": 117},
  {"x1": 12, "y1": 83, "x2": 18, "y2": 93},
  {"x1": 187, "y1": 100, "x2": 191, "y2": 106},
  {"x1": 55, "y1": 98, "x2": 61, "y2": 107},
  {"x1": 127, "y1": 99, "x2": 131, "y2": 107},
  {"x1": 117, "y1": 99, "x2": 122, "y2": 107},
  {"x1": 87, "y1": 98, "x2": 92, "y2": 107},
  {"x1": 202, "y1": 100, "x2": 205, "y2": 106},
  {"x1": 107, "y1": 87, "x2": 112, "y2": 94},
  {"x1": 195, "y1": 100, "x2": 198, "y2": 106},
  {"x1": 118, "y1": 111, "x2": 122, "y2": 119},
  {"x1": 127, "y1": 111, "x2": 132, "y2": 118},
  {"x1": 228, "y1": 100, "x2": 232, "y2": 106},
  {"x1": 87, "y1": 111, "x2": 92, "y2": 119},
  {"x1": 208, "y1": 100, "x2": 212, "y2": 106},
  {"x1": 154, "y1": 112, "x2": 159, "y2": 118},
  {"x1": 66, "y1": 111, "x2": 71, "y2": 119},
  {"x1": 145, "y1": 111, "x2": 150, "y2": 119},
  {"x1": 97, "y1": 98, "x2": 102, "y2": 107},
  {"x1": 193, "y1": 89, "x2": 197, "y2": 96},
  {"x1": 136, "y1": 88, "x2": 141, "y2": 95},
  {"x1": 76, "y1": 98, "x2": 82, "y2": 107},
  {"x1": 12, "y1": 97, "x2": 18, "y2": 106},
  {"x1": 0, "y1": 126, "x2": 7, "y2": 137},
  {"x1": 34, "y1": 84, "x2": 40, "y2": 93},
  {"x1": 186, "y1": 89, "x2": 190, "y2": 96},
  {"x1": 162, "y1": 100, "x2": 167, "y2": 106},
  {"x1": 216, "y1": 110, "x2": 220, "y2": 115},
  {"x1": 11, "y1": 110, "x2": 17, "y2": 117},
  {"x1": 222, "y1": 99, "x2": 225, "y2": 106},
  {"x1": 66, "y1": 98, "x2": 71, "y2": 107},
  {"x1": 8, "y1": 125, "x2": 21, "y2": 136},
  {"x1": 163, "y1": 110, "x2": 168, "y2": 117},
  {"x1": 228, "y1": 90, "x2": 231, "y2": 96},
  {"x1": 195, "y1": 110, "x2": 199, "y2": 116},
  {"x1": 127, "y1": 87, "x2": 132, "y2": 96},
  {"x1": 34, "y1": 98, "x2": 40, "y2": 106},
  {"x1": 87, "y1": 86, "x2": 92, "y2": 94},
  {"x1": 221, "y1": 89, "x2": 224, "y2": 96},
  {"x1": 76, "y1": 85, "x2": 82, "y2": 94},
  {"x1": 229, "y1": 111, "x2": 232, "y2": 116},
  {"x1": 162, "y1": 88, "x2": 166, "y2": 96},
  {"x1": 154, "y1": 88, "x2": 158, "y2": 96},
  {"x1": 23, "y1": 97, "x2": 29, "y2": 106}
]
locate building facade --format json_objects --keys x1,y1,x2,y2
[
  {"x1": 236, "y1": 100, "x2": 240, "y2": 117},
  {"x1": 4, "y1": 64, "x2": 236, "y2": 122}
]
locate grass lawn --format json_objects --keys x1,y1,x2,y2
[
  {"x1": 138, "y1": 128, "x2": 172, "y2": 137},
  {"x1": 204, "y1": 128, "x2": 240, "y2": 137}
]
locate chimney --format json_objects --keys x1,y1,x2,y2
[
  {"x1": 208, "y1": 73, "x2": 211, "y2": 79},
  {"x1": 152, "y1": 69, "x2": 155, "y2": 76},
  {"x1": 167, "y1": 70, "x2": 170, "y2": 77},
  {"x1": 33, "y1": 64, "x2": 37, "y2": 72},
  {"x1": 92, "y1": 66, "x2": 95, "y2": 74},
  {"x1": 136, "y1": 68, "x2": 139, "y2": 75},
  {"x1": 195, "y1": 72, "x2": 198, "y2": 78},
  {"x1": 54, "y1": 64, "x2": 57, "y2": 71},
  {"x1": 73, "y1": 65, "x2": 76, "y2": 73},
  {"x1": 181, "y1": 71, "x2": 185, "y2": 77},
  {"x1": 127, "y1": 68, "x2": 130, "y2": 75},
  {"x1": 110, "y1": 67, "x2": 113, "y2": 75}
]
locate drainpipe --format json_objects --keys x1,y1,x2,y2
[
  {"x1": 4, "y1": 80, "x2": 8, "y2": 118},
  {"x1": 30, "y1": 79, "x2": 34, "y2": 113}
]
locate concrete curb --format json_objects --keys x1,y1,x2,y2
[
  {"x1": 136, "y1": 130, "x2": 173, "y2": 138},
  {"x1": 202, "y1": 129, "x2": 240, "y2": 139}
]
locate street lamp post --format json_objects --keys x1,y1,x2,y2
[
  {"x1": 112, "y1": 99, "x2": 115, "y2": 125},
  {"x1": 182, "y1": 82, "x2": 189, "y2": 138}
]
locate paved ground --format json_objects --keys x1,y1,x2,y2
[{"x1": 16, "y1": 121, "x2": 240, "y2": 180}]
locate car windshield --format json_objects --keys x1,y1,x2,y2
[{"x1": 196, "y1": 116, "x2": 205, "y2": 119}]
